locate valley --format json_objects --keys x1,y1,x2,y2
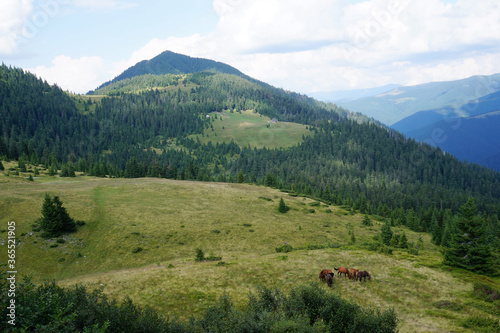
[
  {"x1": 1, "y1": 53, "x2": 499, "y2": 332},
  {"x1": 1, "y1": 169, "x2": 499, "y2": 332}
]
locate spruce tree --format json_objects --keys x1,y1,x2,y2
[
  {"x1": 278, "y1": 198, "x2": 289, "y2": 213},
  {"x1": 40, "y1": 194, "x2": 77, "y2": 238},
  {"x1": 390, "y1": 234, "x2": 398, "y2": 247},
  {"x1": 380, "y1": 220, "x2": 393, "y2": 246},
  {"x1": 443, "y1": 198, "x2": 494, "y2": 275},
  {"x1": 237, "y1": 171, "x2": 245, "y2": 183},
  {"x1": 398, "y1": 232, "x2": 408, "y2": 249},
  {"x1": 362, "y1": 214, "x2": 373, "y2": 226}
]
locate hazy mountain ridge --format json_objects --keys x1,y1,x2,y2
[
  {"x1": 392, "y1": 89, "x2": 500, "y2": 171},
  {"x1": 338, "y1": 74, "x2": 500, "y2": 125}
]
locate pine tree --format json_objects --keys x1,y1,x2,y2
[
  {"x1": 18, "y1": 158, "x2": 27, "y2": 172},
  {"x1": 362, "y1": 214, "x2": 373, "y2": 226},
  {"x1": 430, "y1": 213, "x2": 442, "y2": 245},
  {"x1": 40, "y1": 194, "x2": 63, "y2": 237},
  {"x1": 278, "y1": 198, "x2": 289, "y2": 213},
  {"x1": 398, "y1": 232, "x2": 408, "y2": 249},
  {"x1": 40, "y1": 194, "x2": 77, "y2": 238},
  {"x1": 237, "y1": 171, "x2": 245, "y2": 183},
  {"x1": 443, "y1": 198, "x2": 494, "y2": 275},
  {"x1": 380, "y1": 220, "x2": 393, "y2": 246},
  {"x1": 390, "y1": 234, "x2": 398, "y2": 247}
]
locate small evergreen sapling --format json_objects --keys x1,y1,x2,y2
[{"x1": 278, "y1": 198, "x2": 290, "y2": 213}]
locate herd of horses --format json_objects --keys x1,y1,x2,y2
[{"x1": 319, "y1": 267, "x2": 371, "y2": 287}]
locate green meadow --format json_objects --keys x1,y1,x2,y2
[
  {"x1": 192, "y1": 110, "x2": 312, "y2": 149},
  {"x1": 0, "y1": 165, "x2": 499, "y2": 332}
]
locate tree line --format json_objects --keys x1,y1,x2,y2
[{"x1": 2, "y1": 63, "x2": 500, "y2": 269}]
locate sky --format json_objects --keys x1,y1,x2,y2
[{"x1": 2, "y1": 0, "x2": 500, "y2": 96}]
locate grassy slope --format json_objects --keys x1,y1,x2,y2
[
  {"x1": 192, "y1": 110, "x2": 312, "y2": 149},
  {"x1": 0, "y1": 165, "x2": 499, "y2": 332}
]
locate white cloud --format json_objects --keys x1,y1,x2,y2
[
  {"x1": 29, "y1": 55, "x2": 108, "y2": 93},
  {"x1": 0, "y1": 0, "x2": 33, "y2": 55},
  {"x1": 71, "y1": 0, "x2": 136, "y2": 11},
  {"x1": 116, "y1": 0, "x2": 500, "y2": 94},
  {"x1": 22, "y1": 0, "x2": 500, "y2": 94}
]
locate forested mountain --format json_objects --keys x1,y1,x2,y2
[
  {"x1": 1, "y1": 61, "x2": 500, "y2": 222},
  {"x1": 91, "y1": 50, "x2": 255, "y2": 93}
]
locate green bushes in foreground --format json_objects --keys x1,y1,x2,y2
[{"x1": 1, "y1": 270, "x2": 398, "y2": 333}]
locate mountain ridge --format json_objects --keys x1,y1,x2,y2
[
  {"x1": 392, "y1": 89, "x2": 500, "y2": 171},
  {"x1": 89, "y1": 50, "x2": 256, "y2": 94},
  {"x1": 338, "y1": 73, "x2": 500, "y2": 125}
]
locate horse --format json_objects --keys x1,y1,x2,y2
[
  {"x1": 319, "y1": 268, "x2": 333, "y2": 281},
  {"x1": 357, "y1": 271, "x2": 371, "y2": 282},
  {"x1": 334, "y1": 267, "x2": 351, "y2": 279},
  {"x1": 326, "y1": 272, "x2": 334, "y2": 287},
  {"x1": 349, "y1": 268, "x2": 360, "y2": 280}
]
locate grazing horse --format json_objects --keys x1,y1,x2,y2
[
  {"x1": 357, "y1": 271, "x2": 371, "y2": 282},
  {"x1": 334, "y1": 267, "x2": 351, "y2": 279},
  {"x1": 319, "y1": 269, "x2": 333, "y2": 281},
  {"x1": 349, "y1": 268, "x2": 360, "y2": 280},
  {"x1": 326, "y1": 272, "x2": 334, "y2": 287}
]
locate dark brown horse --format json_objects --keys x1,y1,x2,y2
[
  {"x1": 326, "y1": 272, "x2": 334, "y2": 287},
  {"x1": 357, "y1": 270, "x2": 371, "y2": 282},
  {"x1": 319, "y1": 268, "x2": 333, "y2": 281},
  {"x1": 334, "y1": 267, "x2": 351, "y2": 279}
]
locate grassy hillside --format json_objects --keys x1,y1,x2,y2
[
  {"x1": 1, "y1": 166, "x2": 499, "y2": 332},
  {"x1": 191, "y1": 110, "x2": 312, "y2": 149}
]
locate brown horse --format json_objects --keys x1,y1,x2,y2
[
  {"x1": 334, "y1": 267, "x2": 351, "y2": 279},
  {"x1": 319, "y1": 268, "x2": 333, "y2": 281},
  {"x1": 357, "y1": 271, "x2": 371, "y2": 282},
  {"x1": 349, "y1": 268, "x2": 360, "y2": 280},
  {"x1": 326, "y1": 272, "x2": 334, "y2": 287}
]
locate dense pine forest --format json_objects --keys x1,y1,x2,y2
[{"x1": 1, "y1": 62, "x2": 500, "y2": 264}]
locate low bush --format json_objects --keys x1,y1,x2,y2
[
  {"x1": 461, "y1": 315, "x2": 500, "y2": 332},
  {"x1": 0, "y1": 271, "x2": 398, "y2": 332},
  {"x1": 275, "y1": 243, "x2": 293, "y2": 253},
  {"x1": 131, "y1": 247, "x2": 143, "y2": 253}
]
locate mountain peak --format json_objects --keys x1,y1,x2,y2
[{"x1": 90, "y1": 50, "x2": 250, "y2": 93}]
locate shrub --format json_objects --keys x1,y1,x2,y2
[
  {"x1": 0, "y1": 270, "x2": 398, "y2": 333},
  {"x1": 195, "y1": 248, "x2": 205, "y2": 261},
  {"x1": 461, "y1": 316, "x2": 500, "y2": 331},
  {"x1": 473, "y1": 283, "x2": 500, "y2": 302},
  {"x1": 276, "y1": 243, "x2": 293, "y2": 253},
  {"x1": 56, "y1": 238, "x2": 66, "y2": 244},
  {"x1": 131, "y1": 247, "x2": 143, "y2": 253}
]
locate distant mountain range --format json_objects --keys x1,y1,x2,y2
[
  {"x1": 336, "y1": 74, "x2": 500, "y2": 126},
  {"x1": 394, "y1": 90, "x2": 500, "y2": 170},
  {"x1": 322, "y1": 74, "x2": 500, "y2": 172},
  {"x1": 307, "y1": 84, "x2": 401, "y2": 103}
]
